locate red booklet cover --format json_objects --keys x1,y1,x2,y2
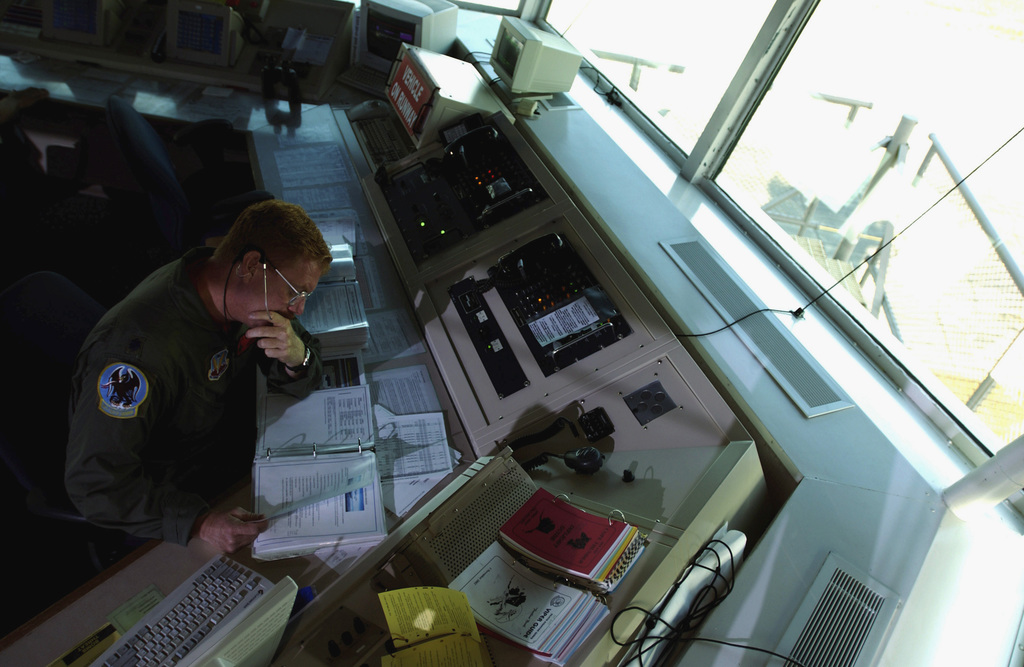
[{"x1": 499, "y1": 487, "x2": 630, "y2": 579}]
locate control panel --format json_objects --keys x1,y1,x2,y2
[
  {"x1": 359, "y1": 111, "x2": 701, "y2": 452},
  {"x1": 375, "y1": 116, "x2": 548, "y2": 262},
  {"x1": 449, "y1": 233, "x2": 633, "y2": 400}
]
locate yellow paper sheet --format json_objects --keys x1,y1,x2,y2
[{"x1": 378, "y1": 587, "x2": 487, "y2": 666}]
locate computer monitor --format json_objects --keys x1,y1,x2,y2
[
  {"x1": 41, "y1": 0, "x2": 124, "y2": 47},
  {"x1": 165, "y1": 0, "x2": 244, "y2": 68},
  {"x1": 356, "y1": 0, "x2": 458, "y2": 74},
  {"x1": 490, "y1": 16, "x2": 583, "y2": 96}
]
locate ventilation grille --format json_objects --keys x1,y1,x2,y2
[
  {"x1": 420, "y1": 463, "x2": 536, "y2": 581},
  {"x1": 663, "y1": 237, "x2": 851, "y2": 417},
  {"x1": 780, "y1": 553, "x2": 900, "y2": 667}
]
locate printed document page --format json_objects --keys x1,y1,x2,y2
[{"x1": 256, "y1": 384, "x2": 372, "y2": 458}]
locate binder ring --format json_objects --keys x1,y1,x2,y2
[
  {"x1": 312, "y1": 443, "x2": 317, "y2": 459},
  {"x1": 554, "y1": 493, "x2": 571, "y2": 503},
  {"x1": 608, "y1": 508, "x2": 625, "y2": 525}
]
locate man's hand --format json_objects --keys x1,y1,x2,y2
[
  {"x1": 192, "y1": 507, "x2": 268, "y2": 553},
  {"x1": 0, "y1": 87, "x2": 49, "y2": 125},
  {"x1": 245, "y1": 310, "x2": 306, "y2": 371}
]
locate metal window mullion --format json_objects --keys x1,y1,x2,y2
[{"x1": 683, "y1": 0, "x2": 820, "y2": 184}]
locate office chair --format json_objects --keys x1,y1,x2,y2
[
  {"x1": 1, "y1": 271, "x2": 144, "y2": 571},
  {"x1": 0, "y1": 271, "x2": 105, "y2": 522},
  {"x1": 104, "y1": 95, "x2": 274, "y2": 254}
]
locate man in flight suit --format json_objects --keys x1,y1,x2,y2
[{"x1": 65, "y1": 199, "x2": 332, "y2": 553}]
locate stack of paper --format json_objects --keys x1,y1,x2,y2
[
  {"x1": 303, "y1": 281, "x2": 369, "y2": 357},
  {"x1": 450, "y1": 542, "x2": 608, "y2": 665},
  {"x1": 498, "y1": 487, "x2": 646, "y2": 593}
]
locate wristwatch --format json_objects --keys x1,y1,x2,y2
[{"x1": 286, "y1": 345, "x2": 311, "y2": 372}]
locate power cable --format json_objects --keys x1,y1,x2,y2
[{"x1": 680, "y1": 123, "x2": 1024, "y2": 338}]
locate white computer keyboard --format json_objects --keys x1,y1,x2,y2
[
  {"x1": 339, "y1": 64, "x2": 390, "y2": 97},
  {"x1": 95, "y1": 554, "x2": 274, "y2": 667},
  {"x1": 355, "y1": 116, "x2": 411, "y2": 167}
]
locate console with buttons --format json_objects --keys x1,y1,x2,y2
[{"x1": 295, "y1": 605, "x2": 389, "y2": 664}]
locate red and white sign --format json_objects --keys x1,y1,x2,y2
[{"x1": 388, "y1": 54, "x2": 433, "y2": 138}]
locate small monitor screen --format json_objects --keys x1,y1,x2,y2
[
  {"x1": 52, "y1": 0, "x2": 99, "y2": 35},
  {"x1": 176, "y1": 9, "x2": 224, "y2": 55},
  {"x1": 366, "y1": 8, "x2": 416, "y2": 62},
  {"x1": 493, "y1": 28, "x2": 523, "y2": 77},
  {"x1": 44, "y1": 0, "x2": 123, "y2": 45},
  {"x1": 165, "y1": 0, "x2": 241, "y2": 67}
]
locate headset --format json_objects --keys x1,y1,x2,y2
[{"x1": 507, "y1": 417, "x2": 606, "y2": 475}]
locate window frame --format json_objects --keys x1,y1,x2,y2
[
  {"x1": 450, "y1": 0, "x2": 538, "y2": 17},
  {"x1": 528, "y1": 0, "x2": 1013, "y2": 474}
]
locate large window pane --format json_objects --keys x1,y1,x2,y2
[
  {"x1": 717, "y1": 0, "x2": 1024, "y2": 450},
  {"x1": 454, "y1": 0, "x2": 521, "y2": 11},
  {"x1": 546, "y1": 0, "x2": 772, "y2": 155}
]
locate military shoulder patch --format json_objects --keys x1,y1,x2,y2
[
  {"x1": 97, "y1": 362, "x2": 149, "y2": 418},
  {"x1": 208, "y1": 348, "x2": 230, "y2": 381}
]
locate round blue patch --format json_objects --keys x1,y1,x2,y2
[{"x1": 97, "y1": 362, "x2": 149, "y2": 419}]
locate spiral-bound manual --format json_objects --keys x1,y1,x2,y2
[
  {"x1": 251, "y1": 382, "x2": 386, "y2": 560},
  {"x1": 498, "y1": 487, "x2": 647, "y2": 594}
]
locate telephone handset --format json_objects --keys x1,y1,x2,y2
[
  {"x1": 484, "y1": 232, "x2": 634, "y2": 378},
  {"x1": 441, "y1": 125, "x2": 499, "y2": 175},
  {"x1": 493, "y1": 234, "x2": 574, "y2": 284}
]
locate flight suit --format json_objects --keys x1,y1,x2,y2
[{"x1": 65, "y1": 247, "x2": 321, "y2": 545}]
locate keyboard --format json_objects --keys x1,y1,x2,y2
[
  {"x1": 95, "y1": 554, "x2": 275, "y2": 667},
  {"x1": 338, "y1": 63, "x2": 390, "y2": 97},
  {"x1": 354, "y1": 116, "x2": 411, "y2": 168}
]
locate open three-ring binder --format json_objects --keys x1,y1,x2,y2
[{"x1": 251, "y1": 382, "x2": 387, "y2": 560}]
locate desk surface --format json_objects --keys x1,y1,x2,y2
[
  {"x1": 0, "y1": 55, "x2": 762, "y2": 667},
  {"x1": 0, "y1": 445, "x2": 763, "y2": 667},
  {"x1": 0, "y1": 94, "x2": 476, "y2": 665},
  {"x1": 0, "y1": 0, "x2": 359, "y2": 104}
]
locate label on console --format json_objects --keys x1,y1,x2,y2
[{"x1": 528, "y1": 298, "x2": 600, "y2": 348}]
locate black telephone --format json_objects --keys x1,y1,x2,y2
[
  {"x1": 378, "y1": 118, "x2": 546, "y2": 262},
  {"x1": 440, "y1": 124, "x2": 545, "y2": 224},
  {"x1": 484, "y1": 233, "x2": 634, "y2": 377},
  {"x1": 493, "y1": 233, "x2": 574, "y2": 284},
  {"x1": 441, "y1": 125, "x2": 499, "y2": 175}
]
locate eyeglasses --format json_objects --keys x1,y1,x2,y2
[{"x1": 262, "y1": 261, "x2": 313, "y2": 312}]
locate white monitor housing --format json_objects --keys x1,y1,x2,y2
[
  {"x1": 165, "y1": 0, "x2": 244, "y2": 68},
  {"x1": 490, "y1": 16, "x2": 583, "y2": 96},
  {"x1": 355, "y1": 0, "x2": 458, "y2": 75},
  {"x1": 387, "y1": 43, "x2": 511, "y2": 149},
  {"x1": 42, "y1": 0, "x2": 125, "y2": 46}
]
